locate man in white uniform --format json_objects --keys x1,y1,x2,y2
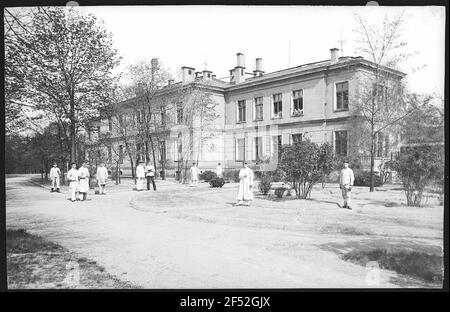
[
  {"x1": 145, "y1": 161, "x2": 156, "y2": 191},
  {"x1": 136, "y1": 161, "x2": 146, "y2": 191},
  {"x1": 190, "y1": 162, "x2": 199, "y2": 186},
  {"x1": 215, "y1": 163, "x2": 223, "y2": 178},
  {"x1": 96, "y1": 162, "x2": 108, "y2": 195},
  {"x1": 77, "y1": 161, "x2": 90, "y2": 201},
  {"x1": 339, "y1": 160, "x2": 355, "y2": 209},
  {"x1": 67, "y1": 163, "x2": 79, "y2": 202},
  {"x1": 237, "y1": 162, "x2": 254, "y2": 206},
  {"x1": 49, "y1": 163, "x2": 61, "y2": 193}
]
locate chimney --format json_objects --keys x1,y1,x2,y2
[
  {"x1": 330, "y1": 48, "x2": 339, "y2": 63},
  {"x1": 236, "y1": 52, "x2": 245, "y2": 68},
  {"x1": 253, "y1": 58, "x2": 264, "y2": 77},
  {"x1": 181, "y1": 66, "x2": 195, "y2": 84},
  {"x1": 202, "y1": 70, "x2": 212, "y2": 80},
  {"x1": 230, "y1": 52, "x2": 245, "y2": 84},
  {"x1": 151, "y1": 58, "x2": 159, "y2": 74}
]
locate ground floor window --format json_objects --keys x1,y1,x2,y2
[
  {"x1": 272, "y1": 135, "x2": 282, "y2": 159},
  {"x1": 335, "y1": 130, "x2": 348, "y2": 156},
  {"x1": 236, "y1": 138, "x2": 245, "y2": 161},
  {"x1": 254, "y1": 137, "x2": 263, "y2": 161},
  {"x1": 291, "y1": 133, "x2": 302, "y2": 145},
  {"x1": 118, "y1": 145, "x2": 123, "y2": 164}
]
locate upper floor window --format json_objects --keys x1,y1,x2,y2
[
  {"x1": 335, "y1": 81, "x2": 349, "y2": 111},
  {"x1": 254, "y1": 97, "x2": 263, "y2": 121},
  {"x1": 292, "y1": 90, "x2": 304, "y2": 117},
  {"x1": 237, "y1": 100, "x2": 246, "y2": 122},
  {"x1": 108, "y1": 117, "x2": 113, "y2": 131},
  {"x1": 272, "y1": 93, "x2": 283, "y2": 119},
  {"x1": 118, "y1": 145, "x2": 124, "y2": 164},
  {"x1": 335, "y1": 130, "x2": 348, "y2": 156},
  {"x1": 176, "y1": 103, "x2": 183, "y2": 124},
  {"x1": 372, "y1": 83, "x2": 387, "y2": 110}
]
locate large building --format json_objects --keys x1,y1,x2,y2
[{"x1": 86, "y1": 48, "x2": 406, "y2": 178}]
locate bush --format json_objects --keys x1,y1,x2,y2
[
  {"x1": 390, "y1": 145, "x2": 444, "y2": 207},
  {"x1": 258, "y1": 171, "x2": 275, "y2": 195},
  {"x1": 223, "y1": 170, "x2": 240, "y2": 182},
  {"x1": 199, "y1": 170, "x2": 217, "y2": 182},
  {"x1": 278, "y1": 140, "x2": 334, "y2": 199},
  {"x1": 274, "y1": 187, "x2": 286, "y2": 198},
  {"x1": 209, "y1": 177, "x2": 225, "y2": 188},
  {"x1": 353, "y1": 171, "x2": 383, "y2": 187}
]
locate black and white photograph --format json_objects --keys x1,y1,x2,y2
[{"x1": 3, "y1": 1, "x2": 446, "y2": 293}]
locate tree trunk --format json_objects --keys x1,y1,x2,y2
[
  {"x1": 70, "y1": 92, "x2": 76, "y2": 164},
  {"x1": 370, "y1": 133, "x2": 375, "y2": 192}
]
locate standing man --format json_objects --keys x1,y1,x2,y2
[
  {"x1": 237, "y1": 162, "x2": 254, "y2": 206},
  {"x1": 49, "y1": 162, "x2": 61, "y2": 193},
  {"x1": 145, "y1": 161, "x2": 157, "y2": 191},
  {"x1": 77, "y1": 161, "x2": 90, "y2": 201},
  {"x1": 96, "y1": 162, "x2": 108, "y2": 195},
  {"x1": 339, "y1": 160, "x2": 355, "y2": 209},
  {"x1": 190, "y1": 162, "x2": 199, "y2": 186},
  {"x1": 215, "y1": 162, "x2": 223, "y2": 178},
  {"x1": 136, "y1": 161, "x2": 146, "y2": 191},
  {"x1": 67, "y1": 163, "x2": 79, "y2": 202}
]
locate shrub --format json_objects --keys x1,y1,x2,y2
[
  {"x1": 353, "y1": 171, "x2": 383, "y2": 187},
  {"x1": 390, "y1": 145, "x2": 444, "y2": 207},
  {"x1": 223, "y1": 170, "x2": 240, "y2": 182},
  {"x1": 278, "y1": 140, "x2": 335, "y2": 199},
  {"x1": 258, "y1": 171, "x2": 277, "y2": 195},
  {"x1": 209, "y1": 177, "x2": 225, "y2": 188},
  {"x1": 199, "y1": 170, "x2": 217, "y2": 182}
]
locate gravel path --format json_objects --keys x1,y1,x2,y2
[{"x1": 6, "y1": 175, "x2": 441, "y2": 288}]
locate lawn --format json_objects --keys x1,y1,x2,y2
[{"x1": 7, "y1": 229, "x2": 140, "y2": 289}]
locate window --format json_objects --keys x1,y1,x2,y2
[
  {"x1": 159, "y1": 140, "x2": 166, "y2": 161},
  {"x1": 176, "y1": 103, "x2": 183, "y2": 124},
  {"x1": 236, "y1": 138, "x2": 245, "y2": 161},
  {"x1": 108, "y1": 117, "x2": 113, "y2": 131},
  {"x1": 335, "y1": 130, "x2": 348, "y2": 156},
  {"x1": 118, "y1": 145, "x2": 123, "y2": 164},
  {"x1": 161, "y1": 109, "x2": 166, "y2": 127},
  {"x1": 254, "y1": 137, "x2": 263, "y2": 161},
  {"x1": 272, "y1": 135, "x2": 282, "y2": 159},
  {"x1": 237, "y1": 100, "x2": 246, "y2": 122},
  {"x1": 97, "y1": 126, "x2": 101, "y2": 136},
  {"x1": 272, "y1": 93, "x2": 283, "y2": 118},
  {"x1": 118, "y1": 114, "x2": 124, "y2": 126},
  {"x1": 108, "y1": 146, "x2": 112, "y2": 163},
  {"x1": 376, "y1": 132, "x2": 386, "y2": 158},
  {"x1": 292, "y1": 90, "x2": 304, "y2": 117},
  {"x1": 254, "y1": 97, "x2": 263, "y2": 120},
  {"x1": 291, "y1": 133, "x2": 302, "y2": 145},
  {"x1": 335, "y1": 81, "x2": 349, "y2": 110},
  {"x1": 188, "y1": 69, "x2": 192, "y2": 75},
  {"x1": 372, "y1": 83, "x2": 387, "y2": 109},
  {"x1": 384, "y1": 135, "x2": 390, "y2": 158}
]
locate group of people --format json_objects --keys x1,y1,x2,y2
[
  {"x1": 48, "y1": 159, "x2": 354, "y2": 209},
  {"x1": 135, "y1": 161, "x2": 157, "y2": 191}
]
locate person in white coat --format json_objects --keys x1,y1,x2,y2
[
  {"x1": 215, "y1": 163, "x2": 223, "y2": 178},
  {"x1": 96, "y1": 162, "x2": 108, "y2": 195},
  {"x1": 67, "y1": 163, "x2": 79, "y2": 202},
  {"x1": 136, "y1": 161, "x2": 146, "y2": 191},
  {"x1": 190, "y1": 162, "x2": 199, "y2": 186},
  {"x1": 77, "y1": 161, "x2": 90, "y2": 201},
  {"x1": 339, "y1": 160, "x2": 355, "y2": 209},
  {"x1": 49, "y1": 163, "x2": 61, "y2": 193},
  {"x1": 237, "y1": 162, "x2": 254, "y2": 206}
]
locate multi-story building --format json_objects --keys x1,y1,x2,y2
[{"x1": 86, "y1": 48, "x2": 405, "y2": 178}]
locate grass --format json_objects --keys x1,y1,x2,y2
[
  {"x1": 7, "y1": 228, "x2": 140, "y2": 289},
  {"x1": 342, "y1": 248, "x2": 443, "y2": 283}
]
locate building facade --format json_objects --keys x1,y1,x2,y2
[{"x1": 86, "y1": 48, "x2": 405, "y2": 177}]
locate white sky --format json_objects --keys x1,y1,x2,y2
[{"x1": 80, "y1": 5, "x2": 444, "y2": 96}]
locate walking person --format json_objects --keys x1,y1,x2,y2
[
  {"x1": 136, "y1": 161, "x2": 146, "y2": 191},
  {"x1": 145, "y1": 161, "x2": 157, "y2": 191},
  {"x1": 96, "y1": 162, "x2": 108, "y2": 195},
  {"x1": 190, "y1": 162, "x2": 199, "y2": 186},
  {"x1": 216, "y1": 162, "x2": 223, "y2": 178},
  {"x1": 49, "y1": 162, "x2": 61, "y2": 193},
  {"x1": 77, "y1": 161, "x2": 90, "y2": 201},
  {"x1": 236, "y1": 162, "x2": 254, "y2": 206},
  {"x1": 67, "y1": 163, "x2": 79, "y2": 202},
  {"x1": 339, "y1": 160, "x2": 355, "y2": 209}
]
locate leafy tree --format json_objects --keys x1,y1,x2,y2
[
  {"x1": 4, "y1": 7, "x2": 121, "y2": 163},
  {"x1": 389, "y1": 145, "x2": 444, "y2": 206},
  {"x1": 278, "y1": 140, "x2": 334, "y2": 199}
]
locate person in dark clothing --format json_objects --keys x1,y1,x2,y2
[{"x1": 145, "y1": 161, "x2": 157, "y2": 191}]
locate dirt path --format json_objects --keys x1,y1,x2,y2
[{"x1": 6, "y1": 175, "x2": 439, "y2": 288}]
